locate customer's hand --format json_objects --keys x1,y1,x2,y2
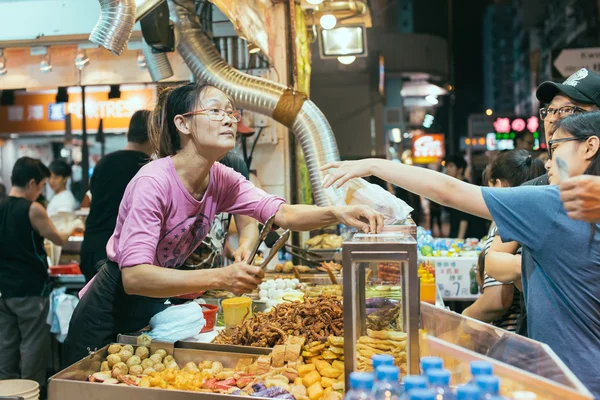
[
  {"x1": 559, "y1": 175, "x2": 600, "y2": 223},
  {"x1": 219, "y1": 263, "x2": 264, "y2": 295},
  {"x1": 332, "y1": 205, "x2": 384, "y2": 234},
  {"x1": 321, "y1": 160, "x2": 377, "y2": 189}
]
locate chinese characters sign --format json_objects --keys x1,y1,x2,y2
[
  {"x1": 420, "y1": 256, "x2": 480, "y2": 300},
  {"x1": 0, "y1": 89, "x2": 154, "y2": 134},
  {"x1": 412, "y1": 133, "x2": 445, "y2": 164}
]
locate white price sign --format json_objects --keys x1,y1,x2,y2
[{"x1": 420, "y1": 256, "x2": 480, "y2": 301}]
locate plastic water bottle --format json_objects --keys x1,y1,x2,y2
[
  {"x1": 372, "y1": 354, "x2": 395, "y2": 372},
  {"x1": 345, "y1": 373, "x2": 376, "y2": 400},
  {"x1": 401, "y1": 376, "x2": 428, "y2": 400},
  {"x1": 373, "y1": 366, "x2": 402, "y2": 400},
  {"x1": 407, "y1": 389, "x2": 436, "y2": 400},
  {"x1": 469, "y1": 361, "x2": 493, "y2": 382},
  {"x1": 420, "y1": 357, "x2": 443, "y2": 374},
  {"x1": 456, "y1": 385, "x2": 481, "y2": 400},
  {"x1": 474, "y1": 375, "x2": 500, "y2": 399},
  {"x1": 426, "y1": 368, "x2": 455, "y2": 400}
]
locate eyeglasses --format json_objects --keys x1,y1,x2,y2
[
  {"x1": 539, "y1": 105, "x2": 587, "y2": 120},
  {"x1": 547, "y1": 136, "x2": 591, "y2": 158},
  {"x1": 181, "y1": 108, "x2": 242, "y2": 122}
]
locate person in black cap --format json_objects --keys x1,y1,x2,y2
[{"x1": 486, "y1": 68, "x2": 600, "y2": 338}]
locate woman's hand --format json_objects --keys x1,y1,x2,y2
[
  {"x1": 321, "y1": 160, "x2": 378, "y2": 189},
  {"x1": 332, "y1": 205, "x2": 384, "y2": 234},
  {"x1": 218, "y1": 263, "x2": 264, "y2": 295},
  {"x1": 233, "y1": 243, "x2": 252, "y2": 263}
]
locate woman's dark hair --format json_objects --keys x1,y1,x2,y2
[
  {"x1": 149, "y1": 82, "x2": 235, "y2": 158},
  {"x1": 489, "y1": 149, "x2": 545, "y2": 187},
  {"x1": 551, "y1": 111, "x2": 600, "y2": 177},
  {"x1": 11, "y1": 157, "x2": 50, "y2": 187},
  {"x1": 49, "y1": 159, "x2": 72, "y2": 178}
]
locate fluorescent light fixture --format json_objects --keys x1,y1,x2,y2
[
  {"x1": 306, "y1": 0, "x2": 323, "y2": 4},
  {"x1": 74, "y1": 49, "x2": 90, "y2": 70},
  {"x1": 320, "y1": 25, "x2": 366, "y2": 59},
  {"x1": 391, "y1": 128, "x2": 401, "y2": 143}
]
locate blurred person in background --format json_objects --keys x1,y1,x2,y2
[
  {"x1": 0, "y1": 183, "x2": 6, "y2": 203},
  {"x1": 0, "y1": 157, "x2": 80, "y2": 392},
  {"x1": 443, "y1": 155, "x2": 488, "y2": 239},
  {"x1": 463, "y1": 150, "x2": 545, "y2": 331},
  {"x1": 47, "y1": 159, "x2": 77, "y2": 216},
  {"x1": 513, "y1": 130, "x2": 535, "y2": 151},
  {"x1": 79, "y1": 110, "x2": 154, "y2": 282}
]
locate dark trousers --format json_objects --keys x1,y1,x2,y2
[
  {"x1": 79, "y1": 250, "x2": 107, "y2": 283},
  {"x1": 0, "y1": 296, "x2": 51, "y2": 389},
  {"x1": 430, "y1": 210, "x2": 443, "y2": 236},
  {"x1": 63, "y1": 261, "x2": 167, "y2": 367}
]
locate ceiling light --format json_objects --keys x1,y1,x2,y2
[
  {"x1": 0, "y1": 49, "x2": 6, "y2": 77},
  {"x1": 320, "y1": 14, "x2": 337, "y2": 30},
  {"x1": 306, "y1": 0, "x2": 323, "y2": 4},
  {"x1": 247, "y1": 43, "x2": 261, "y2": 54},
  {"x1": 40, "y1": 54, "x2": 52, "y2": 73},
  {"x1": 137, "y1": 51, "x2": 147, "y2": 69},
  {"x1": 485, "y1": 108, "x2": 493, "y2": 116},
  {"x1": 74, "y1": 49, "x2": 90, "y2": 70},
  {"x1": 337, "y1": 55, "x2": 356, "y2": 65},
  {"x1": 425, "y1": 94, "x2": 439, "y2": 105}
]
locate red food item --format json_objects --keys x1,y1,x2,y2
[
  {"x1": 237, "y1": 377, "x2": 255, "y2": 388},
  {"x1": 222, "y1": 377, "x2": 237, "y2": 386},
  {"x1": 203, "y1": 378, "x2": 218, "y2": 389},
  {"x1": 214, "y1": 382, "x2": 235, "y2": 391}
]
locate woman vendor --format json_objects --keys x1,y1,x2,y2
[{"x1": 64, "y1": 83, "x2": 384, "y2": 365}]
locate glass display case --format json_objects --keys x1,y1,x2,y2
[
  {"x1": 341, "y1": 226, "x2": 420, "y2": 386},
  {"x1": 421, "y1": 302, "x2": 593, "y2": 399}
]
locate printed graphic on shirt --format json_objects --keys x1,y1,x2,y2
[{"x1": 155, "y1": 213, "x2": 211, "y2": 268}]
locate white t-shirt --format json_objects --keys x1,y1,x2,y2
[{"x1": 47, "y1": 190, "x2": 78, "y2": 217}]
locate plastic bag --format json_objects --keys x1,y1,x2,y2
[
  {"x1": 326, "y1": 178, "x2": 413, "y2": 225},
  {"x1": 147, "y1": 302, "x2": 206, "y2": 342}
]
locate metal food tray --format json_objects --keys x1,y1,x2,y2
[{"x1": 49, "y1": 342, "x2": 272, "y2": 400}]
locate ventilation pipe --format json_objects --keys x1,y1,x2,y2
[
  {"x1": 170, "y1": 0, "x2": 340, "y2": 206},
  {"x1": 142, "y1": 39, "x2": 174, "y2": 81},
  {"x1": 90, "y1": 0, "x2": 166, "y2": 56}
]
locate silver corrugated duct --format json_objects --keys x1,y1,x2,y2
[
  {"x1": 142, "y1": 39, "x2": 174, "y2": 81},
  {"x1": 170, "y1": 0, "x2": 340, "y2": 206},
  {"x1": 90, "y1": 0, "x2": 136, "y2": 56},
  {"x1": 90, "y1": 0, "x2": 166, "y2": 56}
]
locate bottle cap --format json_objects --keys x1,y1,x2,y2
[
  {"x1": 470, "y1": 361, "x2": 493, "y2": 376},
  {"x1": 375, "y1": 365, "x2": 400, "y2": 382},
  {"x1": 402, "y1": 375, "x2": 428, "y2": 392},
  {"x1": 457, "y1": 384, "x2": 481, "y2": 400},
  {"x1": 349, "y1": 372, "x2": 375, "y2": 391},
  {"x1": 475, "y1": 375, "x2": 500, "y2": 395},
  {"x1": 408, "y1": 388, "x2": 436, "y2": 400},
  {"x1": 420, "y1": 356, "x2": 443, "y2": 373},
  {"x1": 426, "y1": 368, "x2": 451, "y2": 386},
  {"x1": 372, "y1": 354, "x2": 395, "y2": 369}
]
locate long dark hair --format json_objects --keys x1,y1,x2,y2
[
  {"x1": 551, "y1": 111, "x2": 600, "y2": 177},
  {"x1": 489, "y1": 149, "x2": 546, "y2": 187},
  {"x1": 149, "y1": 82, "x2": 235, "y2": 158}
]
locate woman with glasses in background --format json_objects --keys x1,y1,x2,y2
[
  {"x1": 64, "y1": 82, "x2": 384, "y2": 366},
  {"x1": 320, "y1": 111, "x2": 600, "y2": 398}
]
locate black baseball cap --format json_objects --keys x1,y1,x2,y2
[{"x1": 536, "y1": 68, "x2": 600, "y2": 107}]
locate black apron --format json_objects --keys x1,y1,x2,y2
[{"x1": 63, "y1": 261, "x2": 168, "y2": 367}]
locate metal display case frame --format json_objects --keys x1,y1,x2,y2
[{"x1": 342, "y1": 225, "x2": 419, "y2": 386}]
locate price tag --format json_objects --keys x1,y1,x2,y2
[{"x1": 420, "y1": 256, "x2": 480, "y2": 301}]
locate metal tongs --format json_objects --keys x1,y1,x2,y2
[{"x1": 247, "y1": 215, "x2": 291, "y2": 270}]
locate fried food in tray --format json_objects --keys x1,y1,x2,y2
[
  {"x1": 305, "y1": 234, "x2": 343, "y2": 250},
  {"x1": 275, "y1": 261, "x2": 313, "y2": 273},
  {"x1": 316, "y1": 261, "x2": 342, "y2": 274},
  {"x1": 214, "y1": 295, "x2": 344, "y2": 347}
]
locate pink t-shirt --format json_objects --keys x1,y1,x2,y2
[{"x1": 80, "y1": 157, "x2": 285, "y2": 297}]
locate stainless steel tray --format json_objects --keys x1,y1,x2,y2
[{"x1": 49, "y1": 343, "x2": 273, "y2": 400}]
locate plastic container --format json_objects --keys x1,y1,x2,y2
[
  {"x1": 420, "y1": 357, "x2": 443, "y2": 374},
  {"x1": 426, "y1": 368, "x2": 455, "y2": 400},
  {"x1": 222, "y1": 297, "x2": 252, "y2": 334},
  {"x1": 372, "y1": 354, "x2": 395, "y2": 370},
  {"x1": 474, "y1": 375, "x2": 500, "y2": 398},
  {"x1": 373, "y1": 366, "x2": 402, "y2": 400},
  {"x1": 49, "y1": 263, "x2": 81, "y2": 276},
  {"x1": 200, "y1": 304, "x2": 219, "y2": 333},
  {"x1": 420, "y1": 279, "x2": 436, "y2": 304},
  {"x1": 0, "y1": 380, "x2": 39, "y2": 400},
  {"x1": 345, "y1": 372, "x2": 375, "y2": 400},
  {"x1": 456, "y1": 385, "x2": 480, "y2": 400},
  {"x1": 407, "y1": 389, "x2": 436, "y2": 400}
]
